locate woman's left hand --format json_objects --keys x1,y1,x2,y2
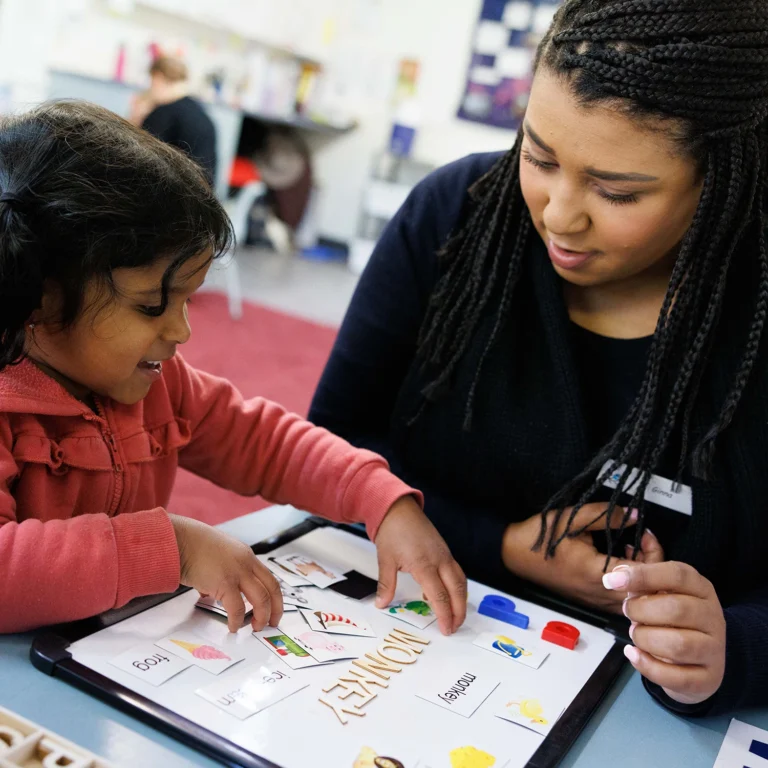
[
  {"x1": 603, "y1": 561, "x2": 726, "y2": 705},
  {"x1": 373, "y1": 496, "x2": 468, "y2": 636}
]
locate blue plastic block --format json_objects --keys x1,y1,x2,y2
[{"x1": 478, "y1": 595, "x2": 529, "y2": 629}]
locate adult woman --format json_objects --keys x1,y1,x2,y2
[{"x1": 311, "y1": 0, "x2": 768, "y2": 714}]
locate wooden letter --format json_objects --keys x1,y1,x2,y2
[
  {"x1": 377, "y1": 643, "x2": 417, "y2": 664},
  {"x1": 391, "y1": 627, "x2": 430, "y2": 648},
  {"x1": 352, "y1": 652, "x2": 402, "y2": 679},
  {"x1": 318, "y1": 696, "x2": 366, "y2": 725},
  {"x1": 348, "y1": 669, "x2": 390, "y2": 690}
]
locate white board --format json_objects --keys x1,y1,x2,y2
[{"x1": 68, "y1": 527, "x2": 617, "y2": 768}]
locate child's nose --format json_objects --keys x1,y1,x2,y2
[{"x1": 161, "y1": 306, "x2": 192, "y2": 345}]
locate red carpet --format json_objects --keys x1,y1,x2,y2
[{"x1": 168, "y1": 293, "x2": 338, "y2": 525}]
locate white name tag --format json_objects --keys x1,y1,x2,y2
[{"x1": 599, "y1": 461, "x2": 693, "y2": 516}]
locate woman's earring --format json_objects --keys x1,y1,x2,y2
[{"x1": 28, "y1": 322, "x2": 36, "y2": 330}]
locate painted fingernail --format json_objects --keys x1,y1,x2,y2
[
  {"x1": 622, "y1": 597, "x2": 630, "y2": 618},
  {"x1": 629, "y1": 622, "x2": 637, "y2": 641},
  {"x1": 628, "y1": 508, "x2": 639, "y2": 523},
  {"x1": 624, "y1": 645, "x2": 640, "y2": 664},
  {"x1": 603, "y1": 569, "x2": 629, "y2": 590},
  {"x1": 644, "y1": 528, "x2": 657, "y2": 539}
]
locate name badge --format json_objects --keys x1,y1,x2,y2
[{"x1": 599, "y1": 461, "x2": 693, "y2": 516}]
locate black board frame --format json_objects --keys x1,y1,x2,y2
[{"x1": 30, "y1": 517, "x2": 628, "y2": 768}]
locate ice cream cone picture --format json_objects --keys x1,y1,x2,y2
[
  {"x1": 506, "y1": 699, "x2": 548, "y2": 725},
  {"x1": 449, "y1": 746, "x2": 497, "y2": 768},
  {"x1": 491, "y1": 635, "x2": 533, "y2": 659},
  {"x1": 315, "y1": 611, "x2": 359, "y2": 630},
  {"x1": 170, "y1": 639, "x2": 231, "y2": 661}
]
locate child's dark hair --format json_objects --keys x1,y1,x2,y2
[
  {"x1": 412, "y1": 0, "x2": 768, "y2": 559},
  {"x1": 0, "y1": 100, "x2": 233, "y2": 370}
]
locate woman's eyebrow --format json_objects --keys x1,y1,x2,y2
[
  {"x1": 584, "y1": 166, "x2": 659, "y2": 182},
  {"x1": 524, "y1": 120, "x2": 659, "y2": 182}
]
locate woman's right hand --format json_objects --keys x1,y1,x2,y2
[
  {"x1": 169, "y1": 515, "x2": 283, "y2": 633},
  {"x1": 501, "y1": 503, "x2": 664, "y2": 614}
]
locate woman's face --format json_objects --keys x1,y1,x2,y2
[{"x1": 520, "y1": 69, "x2": 704, "y2": 288}]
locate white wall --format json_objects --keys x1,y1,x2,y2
[
  {"x1": 312, "y1": 0, "x2": 519, "y2": 242},
  {"x1": 0, "y1": 0, "x2": 520, "y2": 243}
]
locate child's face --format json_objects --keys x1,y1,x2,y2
[{"x1": 28, "y1": 251, "x2": 212, "y2": 405}]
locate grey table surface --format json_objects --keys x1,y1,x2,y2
[{"x1": 1, "y1": 505, "x2": 766, "y2": 767}]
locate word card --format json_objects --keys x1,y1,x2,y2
[
  {"x1": 196, "y1": 666, "x2": 308, "y2": 720},
  {"x1": 299, "y1": 607, "x2": 376, "y2": 638},
  {"x1": 109, "y1": 643, "x2": 190, "y2": 686},
  {"x1": 415, "y1": 667, "x2": 499, "y2": 718},
  {"x1": 155, "y1": 631, "x2": 244, "y2": 675},
  {"x1": 473, "y1": 631, "x2": 549, "y2": 669},
  {"x1": 379, "y1": 599, "x2": 436, "y2": 629},
  {"x1": 273, "y1": 553, "x2": 347, "y2": 589}
]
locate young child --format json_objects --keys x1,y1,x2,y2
[{"x1": 0, "y1": 101, "x2": 467, "y2": 637}]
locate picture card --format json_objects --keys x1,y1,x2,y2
[
  {"x1": 155, "y1": 631, "x2": 244, "y2": 675},
  {"x1": 353, "y1": 746, "x2": 419, "y2": 768},
  {"x1": 379, "y1": 599, "x2": 436, "y2": 629},
  {"x1": 418, "y1": 744, "x2": 506, "y2": 768},
  {"x1": 473, "y1": 631, "x2": 549, "y2": 670},
  {"x1": 495, "y1": 693, "x2": 565, "y2": 736},
  {"x1": 261, "y1": 555, "x2": 311, "y2": 587},
  {"x1": 285, "y1": 628, "x2": 358, "y2": 663},
  {"x1": 253, "y1": 630, "x2": 328, "y2": 670},
  {"x1": 273, "y1": 553, "x2": 347, "y2": 589},
  {"x1": 299, "y1": 607, "x2": 376, "y2": 638},
  {"x1": 109, "y1": 643, "x2": 190, "y2": 686},
  {"x1": 328, "y1": 569, "x2": 378, "y2": 600},
  {"x1": 714, "y1": 718, "x2": 768, "y2": 767},
  {"x1": 415, "y1": 668, "x2": 499, "y2": 718},
  {"x1": 280, "y1": 582, "x2": 317, "y2": 609},
  {"x1": 196, "y1": 594, "x2": 253, "y2": 619},
  {"x1": 196, "y1": 665, "x2": 308, "y2": 720}
]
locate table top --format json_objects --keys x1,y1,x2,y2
[{"x1": 2, "y1": 505, "x2": 766, "y2": 768}]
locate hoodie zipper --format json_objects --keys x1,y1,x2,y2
[{"x1": 93, "y1": 399, "x2": 124, "y2": 517}]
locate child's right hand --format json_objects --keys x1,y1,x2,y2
[{"x1": 169, "y1": 515, "x2": 283, "y2": 632}]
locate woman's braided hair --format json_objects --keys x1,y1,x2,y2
[{"x1": 413, "y1": 0, "x2": 768, "y2": 559}]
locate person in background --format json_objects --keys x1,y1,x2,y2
[
  {"x1": 0, "y1": 101, "x2": 467, "y2": 637},
  {"x1": 131, "y1": 56, "x2": 217, "y2": 185},
  {"x1": 310, "y1": 0, "x2": 768, "y2": 717}
]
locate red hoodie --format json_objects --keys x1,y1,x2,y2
[{"x1": 0, "y1": 355, "x2": 421, "y2": 633}]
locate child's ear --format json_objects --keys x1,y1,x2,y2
[{"x1": 37, "y1": 280, "x2": 64, "y2": 326}]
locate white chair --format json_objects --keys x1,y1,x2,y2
[{"x1": 203, "y1": 180, "x2": 267, "y2": 320}]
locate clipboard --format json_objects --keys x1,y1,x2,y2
[{"x1": 30, "y1": 518, "x2": 628, "y2": 768}]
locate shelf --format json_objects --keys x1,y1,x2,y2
[
  {"x1": 49, "y1": 70, "x2": 356, "y2": 136},
  {"x1": 242, "y1": 110, "x2": 355, "y2": 136}
]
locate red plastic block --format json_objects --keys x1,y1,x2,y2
[{"x1": 541, "y1": 620, "x2": 580, "y2": 650}]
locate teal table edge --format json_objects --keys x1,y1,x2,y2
[{"x1": 1, "y1": 505, "x2": 766, "y2": 767}]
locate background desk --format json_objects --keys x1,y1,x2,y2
[{"x1": 2, "y1": 505, "x2": 767, "y2": 767}]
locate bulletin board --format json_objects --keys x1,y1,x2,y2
[
  {"x1": 458, "y1": 0, "x2": 562, "y2": 131},
  {"x1": 30, "y1": 519, "x2": 627, "y2": 768}
]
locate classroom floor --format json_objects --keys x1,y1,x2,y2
[{"x1": 204, "y1": 246, "x2": 360, "y2": 327}]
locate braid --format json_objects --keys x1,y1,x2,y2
[{"x1": 413, "y1": 0, "x2": 768, "y2": 561}]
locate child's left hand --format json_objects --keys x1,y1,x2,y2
[
  {"x1": 603, "y1": 561, "x2": 726, "y2": 705},
  {"x1": 374, "y1": 496, "x2": 468, "y2": 636}
]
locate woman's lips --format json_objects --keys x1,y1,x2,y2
[{"x1": 547, "y1": 240, "x2": 598, "y2": 270}]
